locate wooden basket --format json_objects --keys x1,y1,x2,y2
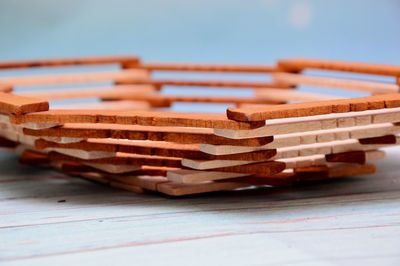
[{"x1": 0, "y1": 56, "x2": 399, "y2": 196}]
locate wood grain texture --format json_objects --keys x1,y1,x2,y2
[
  {"x1": 227, "y1": 93, "x2": 400, "y2": 122},
  {"x1": 23, "y1": 123, "x2": 274, "y2": 146},
  {"x1": 11, "y1": 109, "x2": 264, "y2": 130},
  {"x1": 0, "y1": 92, "x2": 49, "y2": 115}
]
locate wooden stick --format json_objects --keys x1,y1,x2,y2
[
  {"x1": 55, "y1": 100, "x2": 152, "y2": 110},
  {"x1": 0, "y1": 82, "x2": 12, "y2": 93},
  {"x1": 23, "y1": 123, "x2": 273, "y2": 146},
  {"x1": 278, "y1": 58, "x2": 400, "y2": 76},
  {"x1": 19, "y1": 85, "x2": 156, "y2": 100},
  {"x1": 158, "y1": 163, "x2": 377, "y2": 196},
  {"x1": 218, "y1": 106, "x2": 400, "y2": 139},
  {"x1": 118, "y1": 79, "x2": 292, "y2": 89},
  {"x1": 0, "y1": 56, "x2": 139, "y2": 70},
  {"x1": 167, "y1": 150, "x2": 383, "y2": 184},
  {"x1": 201, "y1": 123, "x2": 400, "y2": 155},
  {"x1": 141, "y1": 63, "x2": 278, "y2": 73},
  {"x1": 11, "y1": 109, "x2": 264, "y2": 130},
  {"x1": 272, "y1": 73, "x2": 398, "y2": 94},
  {"x1": 227, "y1": 93, "x2": 400, "y2": 122},
  {"x1": 255, "y1": 88, "x2": 343, "y2": 102},
  {"x1": 48, "y1": 151, "x2": 183, "y2": 168},
  {"x1": 103, "y1": 93, "x2": 283, "y2": 106},
  {"x1": 0, "y1": 92, "x2": 49, "y2": 115},
  {"x1": 182, "y1": 137, "x2": 399, "y2": 170},
  {"x1": 0, "y1": 70, "x2": 147, "y2": 87}
]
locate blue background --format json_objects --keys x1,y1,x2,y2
[{"x1": 1, "y1": 0, "x2": 400, "y2": 64}]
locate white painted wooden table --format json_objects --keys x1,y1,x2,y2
[{"x1": 1, "y1": 149, "x2": 400, "y2": 266}]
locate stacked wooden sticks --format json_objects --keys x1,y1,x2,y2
[{"x1": 0, "y1": 56, "x2": 399, "y2": 196}]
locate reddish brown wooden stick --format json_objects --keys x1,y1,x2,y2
[
  {"x1": 0, "y1": 92, "x2": 49, "y2": 115},
  {"x1": 118, "y1": 79, "x2": 292, "y2": 89},
  {"x1": 11, "y1": 109, "x2": 264, "y2": 130},
  {"x1": 227, "y1": 93, "x2": 400, "y2": 122},
  {"x1": 278, "y1": 58, "x2": 400, "y2": 76},
  {"x1": 140, "y1": 63, "x2": 278, "y2": 73},
  {"x1": 0, "y1": 56, "x2": 139, "y2": 69}
]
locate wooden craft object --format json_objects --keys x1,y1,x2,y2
[{"x1": 0, "y1": 55, "x2": 399, "y2": 196}]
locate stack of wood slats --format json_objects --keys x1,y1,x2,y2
[{"x1": 0, "y1": 56, "x2": 399, "y2": 196}]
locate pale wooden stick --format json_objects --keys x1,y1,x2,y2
[
  {"x1": 84, "y1": 163, "x2": 140, "y2": 174},
  {"x1": 167, "y1": 150, "x2": 384, "y2": 184},
  {"x1": 22, "y1": 123, "x2": 271, "y2": 146},
  {"x1": 157, "y1": 181, "x2": 247, "y2": 196},
  {"x1": 201, "y1": 123, "x2": 400, "y2": 155},
  {"x1": 45, "y1": 148, "x2": 117, "y2": 160},
  {"x1": 182, "y1": 137, "x2": 399, "y2": 170},
  {"x1": 216, "y1": 107, "x2": 400, "y2": 139}
]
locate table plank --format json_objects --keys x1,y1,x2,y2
[{"x1": 0, "y1": 149, "x2": 400, "y2": 266}]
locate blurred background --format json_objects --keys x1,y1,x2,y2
[{"x1": 0, "y1": 0, "x2": 400, "y2": 64}]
